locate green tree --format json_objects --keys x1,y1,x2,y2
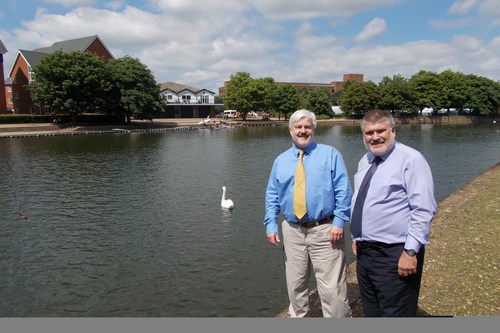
[
  {"x1": 274, "y1": 84, "x2": 300, "y2": 121},
  {"x1": 339, "y1": 81, "x2": 380, "y2": 116},
  {"x1": 408, "y1": 70, "x2": 442, "y2": 113},
  {"x1": 253, "y1": 77, "x2": 277, "y2": 114},
  {"x1": 223, "y1": 72, "x2": 255, "y2": 121},
  {"x1": 26, "y1": 50, "x2": 111, "y2": 125},
  {"x1": 296, "y1": 86, "x2": 310, "y2": 109},
  {"x1": 438, "y1": 69, "x2": 470, "y2": 112},
  {"x1": 107, "y1": 56, "x2": 166, "y2": 124},
  {"x1": 306, "y1": 87, "x2": 332, "y2": 116},
  {"x1": 332, "y1": 89, "x2": 343, "y2": 106},
  {"x1": 377, "y1": 74, "x2": 413, "y2": 112},
  {"x1": 465, "y1": 75, "x2": 500, "y2": 115}
]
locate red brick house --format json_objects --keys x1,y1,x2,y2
[
  {"x1": 3, "y1": 35, "x2": 114, "y2": 115},
  {"x1": 0, "y1": 39, "x2": 7, "y2": 114}
]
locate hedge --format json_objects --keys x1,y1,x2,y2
[{"x1": 0, "y1": 114, "x2": 124, "y2": 124}]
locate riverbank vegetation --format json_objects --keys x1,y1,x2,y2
[{"x1": 222, "y1": 70, "x2": 500, "y2": 120}]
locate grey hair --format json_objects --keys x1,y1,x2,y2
[
  {"x1": 289, "y1": 110, "x2": 317, "y2": 129},
  {"x1": 360, "y1": 110, "x2": 395, "y2": 131}
]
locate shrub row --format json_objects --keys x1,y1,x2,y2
[{"x1": 0, "y1": 114, "x2": 124, "y2": 124}]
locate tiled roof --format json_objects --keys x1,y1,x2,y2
[
  {"x1": 33, "y1": 35, "x2": 98, "y2": 54},
  {"x1": 160, "y1": 82, "x2": 202, "y2": 93},
  {"x1": 0, "y1": 39, "x2": 7, "y2": 54},
  {"x1": 19, "y1": 50, "x2": 47, "y2": 68}
]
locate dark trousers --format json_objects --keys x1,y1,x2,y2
[{"x1": 356, "y1": 242, "x2": 425, "y2": 317}]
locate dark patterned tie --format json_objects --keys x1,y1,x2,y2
[{"x1": 350, "y1": 156, "x2": 382, "y2": 238}]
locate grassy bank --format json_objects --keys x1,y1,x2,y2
[{"x1": 418, "y1": 163, "x2": 500, "y2": 316}]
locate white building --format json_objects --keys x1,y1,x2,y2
[{"x1": 159, "y1": 82, "x2": 222, "y2": 118}]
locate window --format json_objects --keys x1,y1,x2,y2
[
  {"x1": 30, "y1": 91, "x2": 34, "y2": 99},
  {"x1": 28, "y1": 67, "x2": 35, "y2": 83},
  {"x1": 45, "y1": 107, "x2": 54, "y2": 114},
  {"x1": 7, "y1": 86, "x2": 12, "y2": 92},
  {"x1": 29, "y1": 107, "x2": 37, "y2": 115},
  {"x1": 13, "y1": 77, "x2": 17, "y2": 84},
  {"x1": 14, "y1": 92, "x2": 19, "y2": 99},
  {"x1": 7, "y1": 98, "x2": 13, "y2": 104},
  {"x1": 167, "y1": 94, "x2": 173, "y2": 99}
]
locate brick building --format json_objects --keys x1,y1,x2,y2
[
  {"x1": 3, "y1": 35, "x2": 114, "y2": 115},
  {"x1": 218, "y1": 74, "x2": 363, "y2": 97}
]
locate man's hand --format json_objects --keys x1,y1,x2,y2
[
  {"x1": 398, "y1": 251, "x2": 418, "y2": 277},
  {"x1": 329, "y1": 225, "x2": 344, "y2": 244},
  {"x1": 352, "y1": 241, "x2": 357, "y2": 255},
  {"x1": 267, "y1": 233, "x2": 280, "y2": 246}
]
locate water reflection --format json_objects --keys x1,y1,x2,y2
[{"x1": 0, "y1": 122, "x2": 499, "y2": 317}]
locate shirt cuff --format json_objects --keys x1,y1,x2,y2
[
  {"x1": 405, "y1": 236, "x2": 422, "y2": 252},
  {"x1": 266, "y1": 223, "x2": 279, "y2": 235},
  {"x1": 332, "y1": 216, "x2": 345, "y2": 228}
]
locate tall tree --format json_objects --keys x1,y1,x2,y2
[
  {"x1": 408, "y1": 70, "x2": 442, "y2": 113},
  {"x1": 466, "y1": 75, "x2": 500, "y2": 115},
  {"x1": 253, "y1": 77, "x2": 277, "y2": 114},
  {"x1": 438, "y1": 69, "x2": 470, "y2": 112},
  {"x1": 332, "y1": 89, "x2": 343, "y2": 106},
  {"x1": 274, "y1": 84, "x2": 300, "y2": 121},
  {"x1": 297, "y1": 86, "x2": 310, "y2": 109},
  {"x1": 307, "y1": 87, "x2": 332, "y2": 116},
  {"x1": 339, "y1": 81, "x2": 380, "y2": 116},
  {"x1": 26, "y1": 50, "x2": 111, "y2": 125},
  {"x1": 223, "y1": 72, "x2": 255, "y2": 121},
  {"x1": 107, "y1": 56, "x2": 166, "y2": 124},
  {"x1": 377, "y1": 74, "x2": 413, "y2": 112}
]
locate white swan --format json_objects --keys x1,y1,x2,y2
[{"x1": 221, "y1": 186, "x2": 234, "y2": 209}]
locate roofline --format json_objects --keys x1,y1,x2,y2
[{"x1": 91, "y1": 35, "x2": 115, "y2": 59}]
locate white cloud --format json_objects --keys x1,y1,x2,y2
[
  {"x1": 479, "y1": 0, "x2": 500, "y2": 16},
  {"x1": 354, "y1": 17, "x2": 387, "y2": 42},
  {"x1": 41, "y1": 0, "x2": 96, "y2": 7},
  {"x1": 447, "y1": 0, "x2": 479, "y2": 14},
  {"x1": 250, "y1": 0, "x2": 401, "y2": 20},
  {"x1": 104, "y1": 1, "x2": 123, "y2": 10},
  {"x1": 429, "y1": 18, "x2": 472, "y2": 29}
]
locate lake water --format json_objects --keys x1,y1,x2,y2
[{"x1": 0, "y1": 122, "x2": 499, "y2": 317}]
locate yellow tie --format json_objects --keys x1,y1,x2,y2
[{"x1": 294, "y1": 149, "x2": 307, "y2": 219}]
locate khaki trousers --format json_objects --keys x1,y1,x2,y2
[{"x1": 282, "y1": 220, "x2": 351, "y2": 317}]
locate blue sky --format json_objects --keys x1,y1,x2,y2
[{"x1": 1, "y1": 0, "x2": 499, "y2": 93}]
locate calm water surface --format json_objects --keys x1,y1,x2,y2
[{"x1": 0, "y1": 122, "x2": 499, "y2": 317}]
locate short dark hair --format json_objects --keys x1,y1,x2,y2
[{"x1": 361, "y1": 110, "x2": 395, "y2": 131}]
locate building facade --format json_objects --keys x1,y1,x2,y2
[
  {"x1": 218, "y1": 74, "x2": 364, "y2": 97},
  {"x1": 3, "y1": 35, "x2": 114, "y2": 115},
  {"x1": 160, "y1": 82, "x2": 222, "y2": 118}
]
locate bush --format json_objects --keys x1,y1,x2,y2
[
  {"x1": 316, "y1": 114, "x2": 331, "y2": 120},
  {"x1": 0, "y1": 113, "x2": 124, "y2": 124}
]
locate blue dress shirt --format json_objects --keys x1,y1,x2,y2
[
  {"x1": 351, "y1": 141, "x2": 437, "y2": 252},
  {"x1": 264, "y1": 141, "x2": 353, "y2": 235}
]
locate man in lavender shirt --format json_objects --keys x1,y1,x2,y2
[{"x1": 350, "y1": 110, "x2": 437, "y2": 317}]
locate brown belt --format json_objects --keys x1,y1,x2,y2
[{"x1": 297, "y1": 216, "x2": 333, "y2": 228}]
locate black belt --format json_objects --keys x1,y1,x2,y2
[
  {"x1": 297, "y1": 216, "x2": 333, "y2": 228},
  {"x1": 356, "y1": 241, "x2": 403, "y2": 249}
]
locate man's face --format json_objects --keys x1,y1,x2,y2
[
  {"x1": 289, "y1": 117, "x2": 315, "y2": 148},
  {"x1": 363, "y1": 120, "x2": 396, "y2": 156}
]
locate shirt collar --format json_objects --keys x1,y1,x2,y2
[
  {"x1": 293, "y1": 141, "x2": 316, "y2": 156},
  {"x1": 367, "y1": 141, "x2": 397, "y2": 163}
]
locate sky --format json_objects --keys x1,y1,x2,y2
[{"x1": 1, "y1": 0, "x2": 499, "y2": 94}]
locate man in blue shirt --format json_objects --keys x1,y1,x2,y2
[
  {"x1": 264, "y1": 109, "x2": 352, "y2": 317},
  {"x1": 350, "y1": 110, "x2": 437, "y2": 317}
]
